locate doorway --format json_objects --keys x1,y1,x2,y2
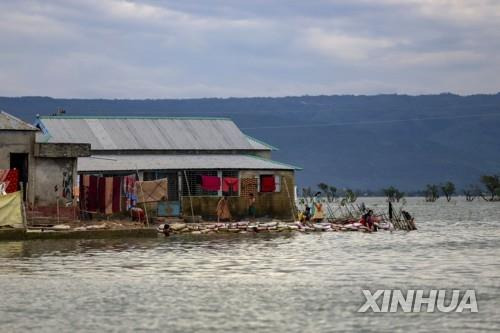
[
  {"x1": 156, "y1": 171, "x2": 180, "y2": 217},
  {"x1": 10, "y1": 153, "x2": 29, "y2": 201}
]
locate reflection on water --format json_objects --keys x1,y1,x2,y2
[{"x1": 0, "y1": 198, "x2": 499, "y2": 332}]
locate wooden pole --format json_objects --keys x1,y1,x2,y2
[
  {"x1": 183, "y1": 170, "x2": 195, "y2": 223},
  {"x1": 21, "y1": 196, "x2": 28, "y2": 229},
  {"x1": 136, "y1": 168, "x2": 149, "y2": 227},
  {"x1": 283, "y1": 177, "x2": 296, "y2": 221}
]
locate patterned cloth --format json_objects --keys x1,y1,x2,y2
[
  {"x1": 0, "y1": 169, "x2": 19, "y2": 194},
  {"x1": 123, "y1": 175, "x2": 137, "y2": 210},
  {"x1": 241, "y1": 178, "x2": 257, "y2": 198}
]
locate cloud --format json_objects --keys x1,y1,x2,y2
[
  {"x1": 0, "y1": 0, "x2": 498, "y2": 97},
  {"x1": 302, "y1": 28, "x2": 403, "y2": 61}
]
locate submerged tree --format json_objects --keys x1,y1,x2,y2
[
  {"x1": 302, "y1": 187, "x2": 313, "y2": 201},
  {"x1": 317, "y1": 183, "x2": 337, "y2": 202},
  {"x1": 344, "y1": 188, "x2": 357, "y2": 203},
  {"x1": 382, "y1": 186, "x2": 405, "y2": 203},
  {"x1": 480, "y1": 174, "x2": 500, "y2": 201},
  {"x1": 463, "y1": 185, "x2": 480, "y2": 202},
  {"x1": 440, "y1": 181, "x2": 455, "y2": 202},
  {"x1": 329, "y1": 186, "x2": 337, "y2": 201},
  {"x1": 425, "y1": 184, "x2": 440, "y2": 202}
]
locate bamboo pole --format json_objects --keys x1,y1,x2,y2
[
  {"x1": 183, "y1": 170, "x2": 195, "y2": 223},
  {"x1": 21, "y1": 193, "x2": 28, "y2": 229},
  {"x1": 136, "y1": 168, "x2": 149, "y2": 227},
  {"x1": 283, "y1": 177, "x2": 296, "y2": 221}
]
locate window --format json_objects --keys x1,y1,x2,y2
[
  {"x1": 182, "y1": 170, "x2": 240, "y2": 197},
  {"x1": 182, "y1": 170, "x2": 218, "y2": 196},
  {"x1": 259, "y1": 174, "x2": 281, "y2": 193}
]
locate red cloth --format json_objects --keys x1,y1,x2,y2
[
  {"x1": 112, "y1": 177, "x2": 121, "y2": 213},
  {"x1": 79, "y1": 174, "x2": 85, "y2": 210},
  {"x1": 222, "y1": 177, "x2": 238, "y2": 192},
  {"x1": 260, "y1": 175, "x2": 275, "y2": 192},
  {"x1": 98, "y1": 177, "x2": 106, "y2": 213},
  {"x1": 201, "y1": 175, "x2": 220, "y2": 191},
  {"x1": 0, "y1": 169, "x2": 19, "y2": 193},
  {"x1": 87, "y1": 176, "x2": 98, "y2": 212}
]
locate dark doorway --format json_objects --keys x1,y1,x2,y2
[{"x1": 10, "y1": 153, "x2": 28, "y2": 201}]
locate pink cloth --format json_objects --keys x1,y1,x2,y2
[
  {"x1": 222, "y1": 177, "x2": 238, "y2": 192},
  {"x1": 201, "y1": 175, "x2": 221, "y2": 191}
]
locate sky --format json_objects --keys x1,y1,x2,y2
[{"x1": 0, "y1": 0, "x2": 499, "y2": 98}]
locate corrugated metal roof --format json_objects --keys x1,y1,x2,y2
[
  {"x1": 0, "y1": 111, "x2": 38, "y2": 131},
  {"x1": 37, "y1": 116, "x2": 271, "y2": 151},
  {"x1": 78, "y1": 154, "x2": 301, "y2": 172},
  {"x1": 245, "y1": 135, "x2": 278, "y2": 151}
]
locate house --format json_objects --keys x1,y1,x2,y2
[
  {"x1": 0, "y1": 111, "x2": 90, "y2": 216},
  {"x1": 35, "y1": 115, "x2": 301, "y2": 220}
]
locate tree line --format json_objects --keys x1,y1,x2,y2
[{"x1": 301, "y1": 172, "x2": 500, "y2": 203}]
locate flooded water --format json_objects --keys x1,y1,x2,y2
[{"x1": 0, "y1": 197, "x2": 499, "y2": 332}]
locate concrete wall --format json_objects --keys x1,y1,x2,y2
[
  {"x1": 181, "y1": 170, "x2": 295, "y2": 220},
  {"x1": 34, "y1": 157, "x2": 78, "y2": 207},
  {"x1": 35, "y1": 142, "x2": 90, "y2": 158},
  {"x1": 0, "y1": 131, "x2": 36, "y2": 204}
]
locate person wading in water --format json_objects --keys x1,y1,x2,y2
[{"x1": 247, "y1": 193, "x2": 256, "y2": 221}]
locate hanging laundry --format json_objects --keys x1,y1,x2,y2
[
  {"x1": 79, "y1": 175, "x2": 89, "y2": 211},
  {"x1": 123, "y1": 175, "x2": 137, "y2": 210},
  {"x1": 260, "y1": 175, "x2": 276, "y2": 192},
  {"x1": 0, "y1": 191, "x2": 23, "y2": 228},
  {"x1": 222, "y1": 177, "x2": 239, "y2": 193},
  {"x1": 87, "y1": 175, "x2": 99, "y2": 212},
  {"x1": 135, "y1": 178, "x2": 168, "y2": 203},
  {"x1": 0, "y1": 169, "x2": 19, "y2": 193},
  {"x1": 201, "y1": 175, "x2": 220, "y2": 192},
  {"x1": 112, "y1": 177, "x2": 121, "y2": 213},
  {"x1": 98, "y1": 177, "x2": 106, "y2": 213},
  {"x1": 104, "y1": 177, "x2": 113, "y2": 215}
]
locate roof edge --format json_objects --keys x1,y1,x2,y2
[
  {"x1": 244, "y1": 154, "x2": 302, "y2": 171},
  {"x1": 38, "y1": 115, "x2": 231, "y2": 120},
  {"x1": 0, "y1": 111, "x2": 38, "y2": 131},
  {"x1": 245, "y1": 135, "x2": 279, "y2": 151}
]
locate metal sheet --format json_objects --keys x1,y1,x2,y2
[
  {"x1": 78, "y1": 154, "x2": 300, "y2": 172},
  {"x1": 38, "y1": 116, "x2": 265, "y2": 151}
]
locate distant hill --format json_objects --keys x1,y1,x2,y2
[{"x1": 1, "y1": 94, "x2": 500, "y2": 191}]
